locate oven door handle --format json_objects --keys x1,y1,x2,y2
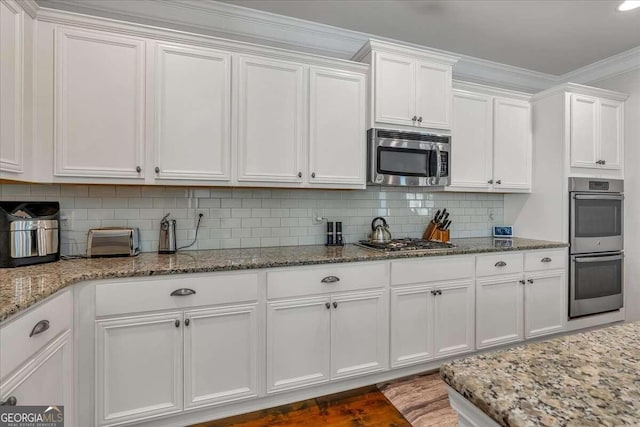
[
  {"x1": 574, "y1": 254, "x2": 624, "y2": 263},
  {"x1": 573, "y1": 194, "x2": 624, "y2": 201}
]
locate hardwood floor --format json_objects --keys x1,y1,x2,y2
[{"x1": 190, "y1": 385, "x2": 411, "y2": 427}]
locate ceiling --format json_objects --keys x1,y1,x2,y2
[{"x1": 216, "y1": 0, "x2": 640, "y2": 75}]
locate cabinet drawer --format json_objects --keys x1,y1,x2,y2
[
  {"x1": 476, "y1": 253, "x2": 523, "y2": 277},
  {"x1": 391, "y1": 256, "x2": 474, "y2": 286},
  {"x1": 1, "y1": 290, "x2": 73, "y2": 380},
  {"x1": 524, "y1": 249, "x2": 567, "y2": 272},
  {"x1": 95, "y1": 272, "x2": 258, "y2": 317},
  {"x1": 267, "y1": 262, "x2": 388, "y2": 299}
]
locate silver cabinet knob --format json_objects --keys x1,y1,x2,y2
[
  {"x1": 155, "y1": 166, "x2": 160, "y2": 173},
  {"x1": 496, "y1": 180, "x2": 502, "y2": 184},
  {"x1": 311, "y1": 172, "x2": 316, "y2": 178},
  {"x1": 1, "y1": 396, "x2": 17, "y2": 406},
  {"x1": 411, "y1": 115, "x2": 418, "y2": 122},
  {"x1": 332, "y1": 301, "x2": 338, "y2": 309},
  {"x1": 185, "y1": 318, "x2": 190, "y2": 327},
  {"x1": 527, "y1": 279, "x2": 534, "y2": 284},
  {"x1": 325, "y1": 302, "x2": 331, "y2": 310},
  {"x1": 436, "y1": 289, "x2": 442, "y2": 295},
  {"x1": 601, "y1": 160, "x2": 606, "y2": 165},
  {"x1": 417, "y1": 116, "x2": 423, "y2": 123},
  {"x1": 175, "y1": 319, "x2": 180, "y2": 328},
  {"x1": 297, "y1": 172, "x2": 302, "y2": 178},
  {"x1": 488, "y1": 179, "x2": 494, "y2": 184},
  {"x1": 519, "y1": 280, "x2": 526, "y2": 285},
  {"x1": 136, "y1": 166, "x2": 142, "y2": 173}
]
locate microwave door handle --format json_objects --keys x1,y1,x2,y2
[
  {"x1": 575, "y1": 254, "x2": 624, "y2": 263},
  {"x1": 573, "y1": 194, "x2": 624, "y2": 201},
  {"x1": 435, "y1": 144, "x2": 441, "y2": 184}
]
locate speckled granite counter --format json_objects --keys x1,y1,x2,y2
[
  {"x1": 441, "y1": 321, "x2": 640, "y2": 426},
  {"x1": 0, "y1": 237, "x2": 566, "y2": 323}
]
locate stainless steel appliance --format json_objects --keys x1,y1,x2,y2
[
  {"x1": 0, "y1": 202, "x2": 60, "y2": 268},
  {"x1": 569, "y1": 177, "x2": 624, "y2": 318},
  {"x1": 87, "y1": 227, "x2": 140, "y2": 258},
  {"x1": 159, "y1": 213, "x2": 177, "y2": 254},
  {"x1": 357, "y1": 238, "x2": 456, "y2": 253},
  {"x1": 368, "y1": 128, "x2": 450, "y2": 186}
]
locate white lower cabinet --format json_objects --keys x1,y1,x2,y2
[
  {"x1": 96, "y1": 304, "x2": 258, "y2": 426},
  {"x1": 390, "y1": 280, "x2": 474, "y2": 368},
  {"x1": 267, "y1": 290, "x2": 387, "y2": 393},
  {"x1": 184, "y1": 305, "x2": 258, "y2": 409},
  {"x1": 96, "y1": 312, "x2": 183, "y2": 426},
  {"x1": 524, "y1": 271, "x2": 566, "y2": 339},
  {"x1": 476, "y1": 275, "x2": 524, "y2": 349}
]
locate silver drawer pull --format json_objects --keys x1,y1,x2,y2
[
  {"x1": 1, "y1": 396, "x2": 17, "y2": 406},
  {"x1": 321, "y1": 276, "x2": 340, "y2": 284},
  {"x1": 170, "y1": 288, "x2": 196, "y2": 296},
  {"x1": 494, "y1": 261, "x2": 507, "y2": 267},
  {"x1": 541, "y1": 257, "x2": 552, "y2": 263},
  {"x1": 29, "y1": 320, "x2": 50, "y2": 337}
]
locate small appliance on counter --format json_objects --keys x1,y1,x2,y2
[
  {"x1": 87, "y1": 227, "x2": 140, "y2": 258},
  {"x1": 325, "y1": 221, "x2": 344, "y2": 246},
  {"x1": 0, "y1": 201, "x2": 60, "y2": 268},
  {"x1": 159, "y1": 213, "x2": 177, "y2": 254}
]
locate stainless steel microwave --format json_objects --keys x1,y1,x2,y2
[{"x1": 367, "y1": 128, "x2": 450, "y2": 187}]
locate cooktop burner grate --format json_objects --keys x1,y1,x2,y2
[{"x1": 357, "y1": 238, "x2": 456, "y2": 252}]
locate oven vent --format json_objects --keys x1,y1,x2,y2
[{"x1": 376, "y1": 129, "x2": 449, "y2": 144}]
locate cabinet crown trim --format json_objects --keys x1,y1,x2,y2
[
  {"x1": 532, "y1": 82, "x2": 629, "y2": 102},
  {"x1": 453, "y1": 80, "x2": 532, "y2": 101},
  {"x1": 353, "y1": 39, "x2": 459, "y2": 65}
]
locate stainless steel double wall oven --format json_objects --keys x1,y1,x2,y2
[{"x1": 569, "y1": 178, "x2": 624, "y2": 318}]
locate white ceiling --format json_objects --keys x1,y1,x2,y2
[{"x1": 216, "y1": 0, "x2": 640, "y2": 75}]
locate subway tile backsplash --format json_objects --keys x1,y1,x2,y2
[{"x1": 0, "y1": 184, "x2": 503, "y2": 255}]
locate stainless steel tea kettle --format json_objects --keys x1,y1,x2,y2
[
  {"x1": 159, "y1": 213, "x2": 177, "y2": 254},
  {"x1": 370, "y1": 216, "x2": 392, "y2": 244}
]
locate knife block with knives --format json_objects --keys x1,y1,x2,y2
[{"x1": 422, "y1": 208, "x2": 451, "y2": 242}]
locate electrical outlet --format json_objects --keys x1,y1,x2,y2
[
  {"x1": 60, "y1": 211, "x2": 74, "y2": 230},
  {"x1": 312, "y1": 210, "x2": 325, "y2": 225}
]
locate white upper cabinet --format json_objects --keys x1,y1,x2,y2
[
  {"x1": 570, "y1": 93, "x2": 623, "y2": 171},
  {"x1": 0, "y1": 0, "x2": 23, "y2": 174},
  {"x1": 236, "y1": 55, "x2": 305, "y2": 183},
  {"x1": 308, "y1": 67, "x2": 366, "y2": 186},
  {"x1": 415, "y1": 60, "x2": 452, "y2": 129},
  {"x1": 55, "y1": 27, "x2": 146, "y2": 179},
  {"x1": 357, "y1": 39, "x2": 457, "y2": 130},
  {"x1": 493, "y1": 98, "x2": 532, "y2": 191},
  {"x1": 374, "y1": 52, "x2": 415, "y2": 127},
  {"x1": 449, "y1": 84, "x2": 532, "y2": 193},
  {"x1": 153, "y1": 43, "x2": 231, "y2": 182},
  {"x1": 450, "y1": 90, "x2": 493, "y2": 189}
]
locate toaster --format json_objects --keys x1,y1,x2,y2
[{"x1": 87, "y1": 227, "x2": 140, "y2": 258}]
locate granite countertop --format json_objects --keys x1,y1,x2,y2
[
  {"x1": 441, "y1": 322, "x2": 640, "y2": 426},
  {"x1": 0, "y1": 237, "x2": 566, "y2": 323}
]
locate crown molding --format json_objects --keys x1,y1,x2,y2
[
  {"x1": 354, "y1": 39, "x2": 459, "y2": 65},
  {"x1": 30, "y1": 0, "x2": 640, "y2": 93},
  {"x1": 532, "y1": 82, "x2": 630, "y2": 102},
  {"x1": 18, "y1": 0, "x2": 40, "y2": 18},
  {"x1": 453, "y1": 80, "x2": 532, "y2": 100}
]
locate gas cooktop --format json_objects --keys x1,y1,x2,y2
[{"x1": 356, "y1": 238, "x2": 456, "y2": 252}]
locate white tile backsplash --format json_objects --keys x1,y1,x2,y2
[{"x1": 0, "y1": 184, "x2": 503, "y2": 255}]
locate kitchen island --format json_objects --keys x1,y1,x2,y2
[{"x1": 440, "y1": 321, "x2": 640, "y2": 426}]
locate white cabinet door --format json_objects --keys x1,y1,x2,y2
[
  {"x1": 374, "y1": 52, "x2": 415, "y2": 127},
  {"x1": 153, "y1": 43, "x2": 231, "y2": 181},
  {"x1": 415, "y1": 60, "x2": 452, "y2": 130},
  {"x1": 237, "y1": 56, "x2": 305, "y2": 183},
  {"x1": 476, "y1": 275, "x2": 524, "y2": 349},
  {"x1": 266, "y1": 296, "x2": 331, "y2": 393},
  {"x1": 55, "y1": 27, "x2": 145, "y2": 179},
  {"x1": 450, "y1": 91, "x2": 493, "y2": 189},
  {"x1": 308, "y1": 67, "x2": 366, "y2": 186},
  {"x1": 390, "y1": 285, "x2": 434, "y2": 368},
  {"x1": 184, "y1": 304, "x2": 257, "y2": 410},
  {"x1": 524, "y1": 271, "x2": 566, "y2": 339},
  {"x1": 570, "y1": 94, "x2": 599, "y2": 169},
  {"x1": 0, "y1": 0, "x2": 23, "y2": 174},
  {"x1": 433, "y1": 281, "x2": 474, "y2": 358},
  {"x1": 598, "y1": 99, "x2": 622, "y2": 170},
  {"x1": 96, "y1": 312, "x2": 182, "y2": 426},
  {"x1": 0, "y1": 332, "x2": 74, "y2": 426},
  {"x1": 331, "y1": 290, "x2": 387, "y2": 379},
  {"x1": 493, "y1": 98, "x2": 531, "y2": 191}
]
